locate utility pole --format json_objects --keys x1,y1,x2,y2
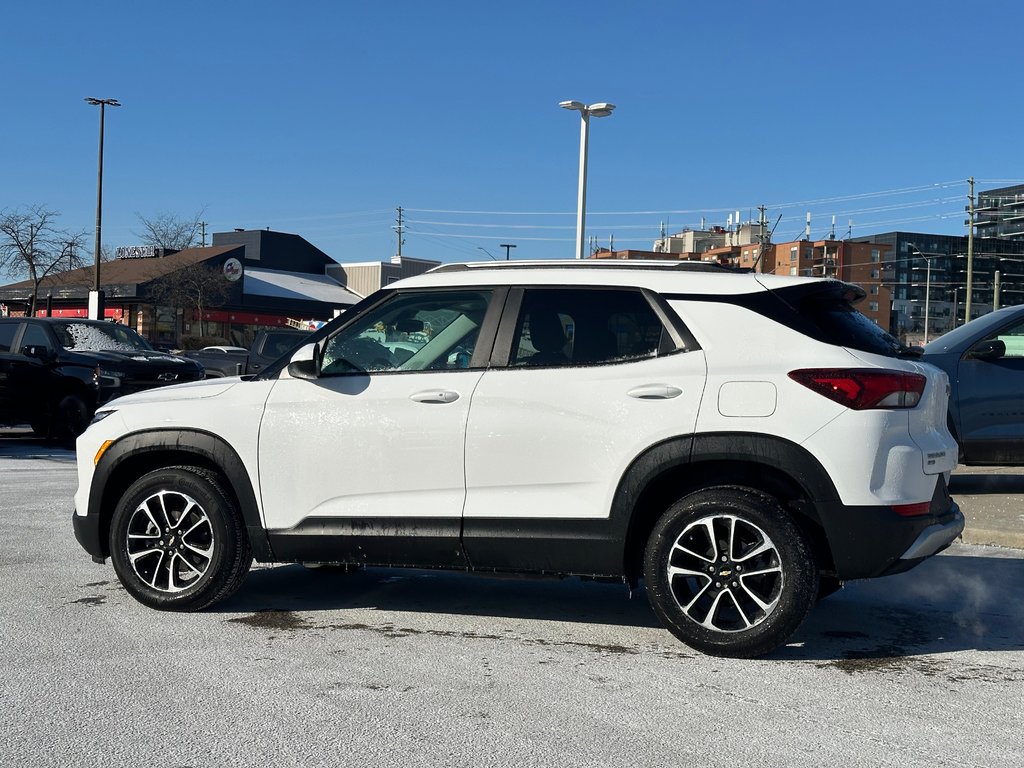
[
  {"x1": 499, "y1": 243, "x2": 516, "y2": 260},
  {"x1": 393, "y1": 206, "x2": 405, "y2": 259},
  {"x1": 966, "y1": 176, "x2": 975, "y2": 322},
  {"x1": 200, "y1": 221, "x2": 207, "y2": 247},
  {"x1": 994, "y1": 270, "x2": 1001, "y2": 311}
]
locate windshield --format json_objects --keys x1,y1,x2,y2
[{"x1": 54, "y1": 321, "x2": 154, "y2": 352}]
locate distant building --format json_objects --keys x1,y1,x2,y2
[
  {"x1": 852, "y1": 231, "x2": 1024, "y2": 335},
  {"x1": 976, "y1": 184, "x2": 1024, "y2": 241},
  {"x1": 326, "y1": 256, "x2": 440, "y2": 298}
]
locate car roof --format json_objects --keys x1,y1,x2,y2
[{"x1": 394, "y1": 259, "x2": 825, "y2": 295}]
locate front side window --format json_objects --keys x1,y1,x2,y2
[
  {"x1": 321, "y1": 289, "x2": 492, "y2": 374},
  {"x1": 989, "y1": 317, "x2": 1024, "y2": 358},
  {"x1": 511, "y1": 288, "x2": 668, "y2": 368},
  {"x1": 18, "y1": 323, "x2": 52, "y2": 353}
]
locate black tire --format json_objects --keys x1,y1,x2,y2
[
  {"x1": 109, "y1": 466, "x2": 252, "y2": 610},
  {"x1": 30, "y1": 418, "x2": 51, "y2": 438},
  {"x1": 55, "y1": 394, "x2": 92, "y2": 444},
  {"x1": 643, "y1": 486, "x2": 817, "y2": 658}
]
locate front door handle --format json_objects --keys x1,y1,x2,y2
[
  {"x1": 409, "y1": 389, "x2": 460, "y2": 404},
  {"x1": 627, "y1": 384, "x2": 682, "y2": 400}
]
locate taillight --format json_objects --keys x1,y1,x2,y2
[
  {"x1": 788, "y1": 368, "x2": 926, "y2": 410},
  {"x1": 891, "y1": 502, "x2": 931, "y2": 517}
]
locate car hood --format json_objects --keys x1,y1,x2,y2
[
  {"x1": 102, "y1": 377, "x2": 240, "y2": 408},
  {"x1": 62, "y1": 348, "x2": 203, "y2": 371}
]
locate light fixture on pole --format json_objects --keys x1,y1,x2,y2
[
  {"x1": 559, "y1": 100, "x2": 615, "y2": 260},
  {"x1": 476, "y1": 246, "x2": 498, "y2": 261},
  {"x1": 499, "y1": 243, "x2": 517, "y2": 260},
  {"x1": 85, "y1": 97, "x2": 121, "y2": 320}
]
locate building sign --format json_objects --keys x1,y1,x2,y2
[
  {"x1": 116, "y1": 245, "x2": 158, "y2": 259},
  {"x1": 223, "y1": 257, "x2": 243, "y2": 282}
]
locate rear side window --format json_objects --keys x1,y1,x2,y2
[
  {"x1": 780, "y1": 284, "x2": 900, "y2": 357},
  {"x1": 511, "y1": 288, "x2": 669, "y2": 367}
]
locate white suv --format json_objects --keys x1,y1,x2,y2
[{"x1": 72, "y1": 261, "x2": 963, "y2": 658}]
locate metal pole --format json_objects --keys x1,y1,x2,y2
[
  {"x1": 499, "y1": 243, "x2": 516, "y2": 260},
  {"x1": 575, "y1": 112, "x2": 590, "y2": 260},
  {"x1": 994, "y1": 270, "x2": 1001, "y2": 311},
  {"x1": 86, "y1": 97, "x2": 120, "y2": 320},
  {"x1": 93, "y1": 101, "x2": 105, "y2": 308},
  {"x1": 924, "y1": 257, "x2": 931, "y2": 345},
  {"x1": 965, "y1": 176, "x2": 975, "y2": 322}
]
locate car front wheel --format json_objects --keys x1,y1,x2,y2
[
  {"x1": 109, "y1": 466, "x2": 252, "y2": 610},
  {"x1": 643, "y1": 486, "x2": 817, "y2": 658}
]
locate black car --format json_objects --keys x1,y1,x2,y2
[{"x1": 0, "y1": 318, "x2": 203, "y2": 440}]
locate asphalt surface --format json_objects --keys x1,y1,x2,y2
[{"x1": 1, "y1": 428, "x2": 1023, "y2": 767}]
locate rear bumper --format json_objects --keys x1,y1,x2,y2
[
  {"x1": 818, "y1": 475, "x2": 963, "y2": 579},
  {"x1": 899, "y1": 504, "x2": 964, "y2": 560}
]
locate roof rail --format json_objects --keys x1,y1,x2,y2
[{"x1": 429, "y1": 260, "x2": 751, "y2": 274}]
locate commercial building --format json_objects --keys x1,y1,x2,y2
[
  {"x1": 325, "y1": 256, "x2": 440, "y2": 298},
  {"x1": 0, "y1": 229, "x2": 360, "y2": 348}
]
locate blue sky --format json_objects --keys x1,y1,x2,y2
[{"x1": 2, "y1": 0, "x2": 1021, "y2": 265}]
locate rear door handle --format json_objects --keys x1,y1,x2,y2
[
  {"x1": 627, "y1": 384, "x2": 682, "y2": 400},
  {"x1": 409, "y1": 389, "x2": 461, "y2": 404}
]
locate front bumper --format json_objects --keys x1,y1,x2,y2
[{"x1": 72, "y1": 509, "x2": 105, "y2": 560}]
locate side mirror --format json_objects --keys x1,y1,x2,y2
[
  {"x1": 23, "y1": 345, "x2": 53, "y2": 361},
  {"x1": 968, "y1": 339, "x2": 1006, "y2": 361},
  {"x1": 286, "y1": 342, "x2": 320, "y2": 380}
]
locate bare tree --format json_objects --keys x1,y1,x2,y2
[
  {"x1": 0, "y1": 205, "x2": 88, "y2": 315},
  {"x1": 134, "y1": 209, "x2": 207, "y2": 250},
  {"x1": 146, "y1": 261, "x2": 233, "y2": 338}
]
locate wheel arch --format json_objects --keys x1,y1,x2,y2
[
  {"x1": 615, "y1": 433, "x2": 841, "y2": 584},
  {"x1": 88, "y1": 428, "x2": 272, "y2": 561}
]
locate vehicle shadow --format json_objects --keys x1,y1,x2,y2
[
  {"x1": 0, "y1": 428, "x2": 76, "y2": 461},
  {"x1": 217, "y1": 549, "x2": 1024, "y2": 663},
  {"x1": 950, "y1": 473, "x2": 1024, "y2": 494}
]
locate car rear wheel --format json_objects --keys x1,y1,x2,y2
[
  {"x1": 109, "y1": 466, "x2": 252, "y2": 610},
  {"x1": 643, "y1": 486, "x2": 817, "y2": 658}
]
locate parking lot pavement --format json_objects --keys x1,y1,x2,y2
[{"x1": 1, "y1": 443, "x2": 1023, "y2": 768}]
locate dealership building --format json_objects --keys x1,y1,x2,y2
[{"x1": 0, "y1": 229, "x2": 362, "y2": 348}]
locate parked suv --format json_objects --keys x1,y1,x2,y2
[
  {"x1": 0, "y1": 317, "x2": 202, "y2": 439},
  {"x1": 71, "y1": 262, "x2": 962, "y2": 657}
]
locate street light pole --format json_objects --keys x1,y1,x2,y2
[
  {"x1": 559, "y1": 100, "x2": 615, "y2": 260},
  {"x1": 499, "y1": 243, "x2": 516, "y2": 260},
  {"x1": 85, "y1": 97, "x2": 121, "y2": 320},
  {"x1": 909, "y1": 243, "x2": 934, "y2": 344}
]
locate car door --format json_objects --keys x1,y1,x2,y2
[
  {"x1": 461, "y1": 286, "x2": 707, "y2": 574},
  {"x1": 257, "y1": 287, "x2": 501, "y2": 567},
  {"x1": 956, "y1": 314, "x2": 1024, "y2": 464},
  {"x1": 2, "y1": 321, "x2": 59, "y2": 427}
]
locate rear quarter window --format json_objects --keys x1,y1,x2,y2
[{"x1": 777, "y1": 283, "x2": 901, "y2": 357}]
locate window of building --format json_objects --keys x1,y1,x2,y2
[
  {"x1": 870, "y1": 285, "x2": 879, "y2": 295},
  {"x1": 871, "y1": 249, "x2": 881, "y2": 263},
  {"x1": 869, "y1": 301, "x2": 879, "y2": 312},
  {"x1": 870, "y1": 269, "x2": 880, "y2": 279},
  {"x1": 790, "y1": 267, "x2": 798, "y2": 275}
]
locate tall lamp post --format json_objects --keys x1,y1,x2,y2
[
  {"x1": 908, "y1": 243, "x2": 936, "y2": 344},
  {"x1": 85, "y1": 97, "x2": 121, "y2": 320},
  {"x1": 559, "y1": 100, "x2": 615, "y2": 260}
]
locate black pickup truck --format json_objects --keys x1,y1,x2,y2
[
  {"x1": 184, "y1": 329, "x2": 310, "y2": 378},
  {"x1": 0, "y1": 317, "x2": 203, "y2": 439}
]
